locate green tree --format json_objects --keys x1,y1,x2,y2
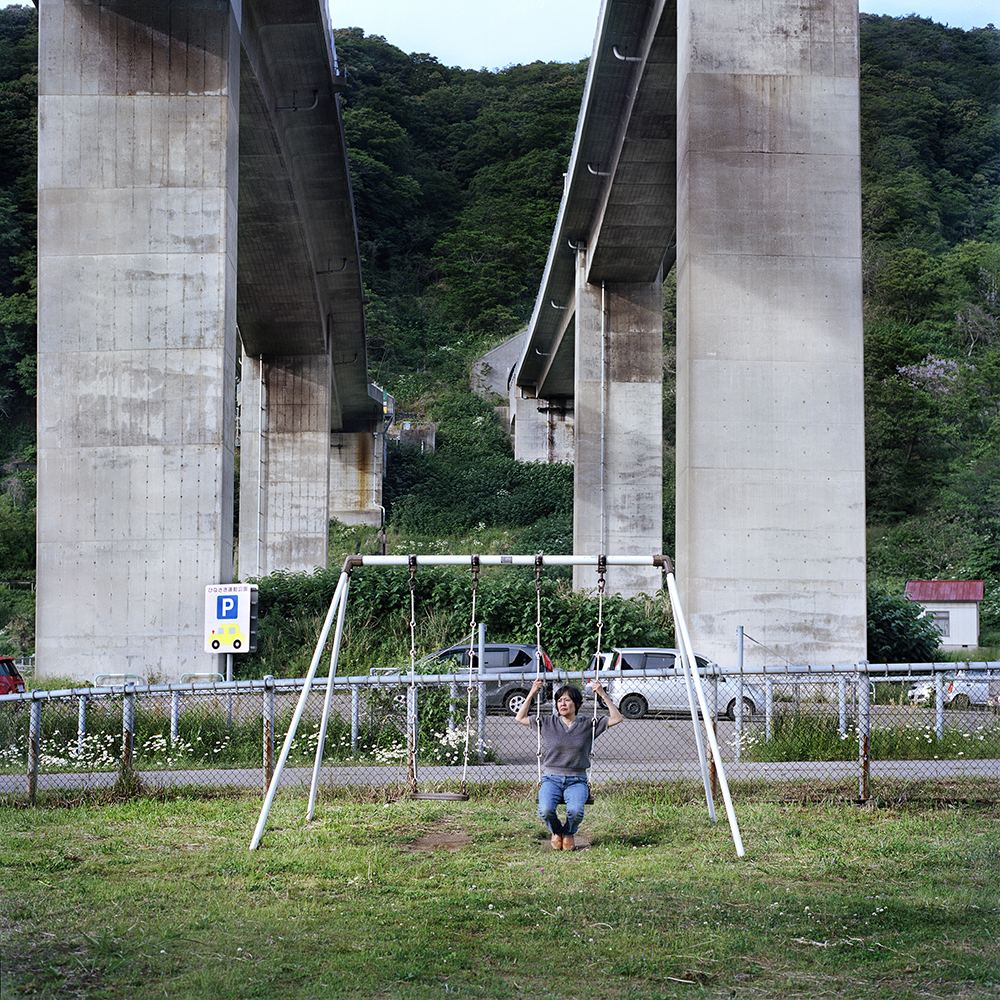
[{"x1": 867, "y1": 583, "x2": 942, "y2": 663}]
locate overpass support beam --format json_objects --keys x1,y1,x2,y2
[
  {"x1": 675, "y1": 0, "x2": 866, "y2": 666},
  {"x1": 573, "y1": 256, "x2": 663, "y2": 596},
  {"x1": 238, "y1": 353, "x2": 332, "y2": 578},
  {"x1": 36, "y1": 0, "x2": 241, "y2": 682}
]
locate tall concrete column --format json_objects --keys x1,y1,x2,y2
[
  {"x1": 573, "y1": 252, "x2": 663, "y2": 595},
  {"x1": 238, "y1": 352, "x2": 331, "y2": 577},
  {"x1": 329, "y1": 430, "x2": 384, "y2": 528},
  {"x1": 675, "y1": 0, "x2": 866, "y2": 666},
  {"x1": 36, "y1": 0, "x2": 241, "y2": 681}
]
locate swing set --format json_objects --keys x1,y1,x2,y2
[{"x1": 249, "y1": 553, "x2": 744, "y2": 856}]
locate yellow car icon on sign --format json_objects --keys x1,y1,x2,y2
[{"x1": 209, "y1": 624, "x2": 246, "y2": 650}]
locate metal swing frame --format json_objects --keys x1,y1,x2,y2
[{"x1": 249, "y1": 553, "x2": 744, "y2": 857}]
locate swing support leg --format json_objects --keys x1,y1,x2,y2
[
  {"x1": 307, "y1": 573, "x2": 353, "y2": 820},
  {"x1": 250, "y1": 568, "x2": 351, "y2": 850},
  {"x1": 666, "y1": 569, "x2": 745, "y2": 857}
]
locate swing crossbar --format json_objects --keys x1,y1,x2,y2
[{"x1": 340, "y1": 554, "x2": 673, "y2": 570}]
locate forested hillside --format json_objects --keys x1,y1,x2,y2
[
  {"x1": 330, "y1": 27, "x2": 587, "y2": 388},
  {"x1": 0, "y1": 4, "x2": 36, "y2": 591},
  {"x1": 857, "y1": 17, "x2": 1000, "y2": 629},
  {"x1": 0, "y1": 10, "x2": 998, "y2": 647}
]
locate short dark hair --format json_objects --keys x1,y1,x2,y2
[{"x1": 554, "y1": 684, "x2": 583, "y2": 711}]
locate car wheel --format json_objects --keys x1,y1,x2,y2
[
  {"x1": 619, "y1": 694, "x2": 647, "y2": 719},
  {"x1": 504, "y1": 689, "x2": 529, "y2": 715},
  {"x1": 211, "y1": 639, "x2": 220, "y2": 650},
  {"x1": 726, "y1": 697, "x2": 755, "y2": 721},
  {"x1": 232, "y1": 639, "x2": 241, "y2": 650},
  {"x1": 950, "y1": 693, "x2": 971, "y2": 710}
]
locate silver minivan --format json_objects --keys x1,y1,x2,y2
[
  {"x1": 421, "y1": 643, "x2": 554, "y2": 715},
  {"x1": 592, "y1": 648, "x2": 765, "y2": 720}
]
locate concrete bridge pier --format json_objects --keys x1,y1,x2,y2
[
  {"x1": 329, "y1": 430, "x2": 385, "y2": 528},
  {"x1": 573, "y1": 251, "x2": 664, "y2": 596},
  {"x1": 36, "y1": 0, "x2": 241, "y2": 681},
  {"x1": 675, "y1": 0, "x2": 867, "y2": 666},
  {"x1": 237, "y1": 352, "x2": 332, "y2": 579}
]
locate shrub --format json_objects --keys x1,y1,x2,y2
[
  {"x1": 240, "y1": 564, "x2": 675, "y2": 678},
  {"x1": 867, "y1": 582, "x2": 942, "y2": 663}
]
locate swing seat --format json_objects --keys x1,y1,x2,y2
[{"x1": 411, "y1": 791, "x2": 469, "y2": 801}]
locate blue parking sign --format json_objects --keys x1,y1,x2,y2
[{"x1": 217, "y1": 595, "x2": 239, "y2": 619}]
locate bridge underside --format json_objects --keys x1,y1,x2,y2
[{"x1": 35, "y1": 0, "x2": 379, "y2": 681}]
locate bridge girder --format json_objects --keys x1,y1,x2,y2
[{"x1": 516, "y1": 0, "x2": 677, "y2": 401}]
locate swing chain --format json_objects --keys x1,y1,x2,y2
[
  {"x1": 587, "y1": 555, "x2": 608, "y2": 797},
  {"x1": 534, "y1": 554, "x2": 544, "y2": 640},
  {"x1": 406, "y1": 554, "x2": 418, "y2": 795},
  {"x1": 595, "y1": 554, "x2": 606, "y2": 650},
  {"x1": 407, "y1": 554, "x2": 418, "y2": 644},
  {"x1": 468, "y1": 555, "x2": 480, "y2": 635},
  {"x1": 460, "y1": 555, "x2": 481, "y2": 797},
  {"x1": 533, "y1": 555, "x2": 544, "y2": 774}
]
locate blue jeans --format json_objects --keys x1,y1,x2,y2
[{"x1": 538, "y1": 775, "x2": 590, "y2": 836}]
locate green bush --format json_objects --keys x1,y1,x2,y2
[
  {"x1": 383, "y1": 442, "x2": 573, "y2": 536},
  {"x1": 0, "y1": 584, "x2": 33, "y2": 654},
  {"x1": 240, "y1": 564, "x2": 675, "y2": 679},
  {"x1": 867, "y1": 582, "x2": 942, "y2": 663}
]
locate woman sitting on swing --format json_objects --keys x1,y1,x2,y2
[{"x1": 516, "y1": 677, "x2": 623, "y2": 850}]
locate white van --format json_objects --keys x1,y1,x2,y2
[{"x1": 591, "y1": 648, "x2": 765, "y2": 720}]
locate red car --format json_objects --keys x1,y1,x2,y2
[{"x1": 0, "y1": 657, "x2": 26, "y2": 695}]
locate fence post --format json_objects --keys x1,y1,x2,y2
[
  {"x1": 122, "y1": 685, "x2": 135, "y2": 771},
  {"x1": 837, "y1": 676, "x2": 847, "y2": 737},
  {"x1": 765, "y1": 678, "x2": 774, "y2": 742},
  {"x1": 858, "y1": 669, "x2": 870, "y2": 802},
  {"x1": 28, "y1": 695, "x2": 41, "y2": 805},
  {"x1": 477, "y1": 679, "x2": 486, "y2": 763},
  {"x1": 170, "y1": 690, "x2": 181, "y2": 745},
  {"x1": 707, "y1": 674, "x2": 718, "y2": 795},
  {"x1": 734, "y1": 627, "x2": 744, "y2": 761},
  {"x1": 351, "y1": 684, "x2": 359, "y2": 752},
  {"x1": 77, "y1": 694, "x2": 87, "y2": 758},
  {"x1": 935, "y1": 670, "x2": 945, "y2": 740},
  {"x1": 263, "y1": 675, "x2": 275, "y2": 797}
]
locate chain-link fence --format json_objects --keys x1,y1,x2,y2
[{"x1": 3, "y1": 663, "x2": 999, "y2": 804}]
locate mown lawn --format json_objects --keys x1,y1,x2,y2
[{"x1": 1, "y1": 780, "x2": 998, "y2": 999}]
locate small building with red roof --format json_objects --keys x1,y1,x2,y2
[{"x1": 904, "y1": 580, "x2": 985, "y2": 650}]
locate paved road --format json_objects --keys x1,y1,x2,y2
[{"x1": 5, "y1": 757, "x2": 1000, "y2": 797}]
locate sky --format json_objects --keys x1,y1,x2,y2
[
  {"x1": 0, "y1": 2, "x2": 994, "y2": 70},
  {"x1": 323, "y1": 1, "x2": 997, "y2": 70}
]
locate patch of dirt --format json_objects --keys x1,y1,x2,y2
[{"x1": 404, "y1": 824, "x2": 472, "y2": 852}]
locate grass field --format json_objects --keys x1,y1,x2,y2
[{"x1": 1, "y1": 780, "x2": 998, "y2": 1000}]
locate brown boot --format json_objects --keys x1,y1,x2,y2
[
  {"x1": 550, "y1": 834, "x2": 563, "y2": 850},
  {"x1": 562, "y1": 835, "x2": 575, "y2": 851}
]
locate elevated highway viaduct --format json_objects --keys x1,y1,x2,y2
[
  {"x1": 514, "y1": 0, "x2": 866, "y2": 667},
  {"x1": 33, "y1": 0, "x2": 866, "y2": 681},
  {"x1": 35, "y1": 0, "x2": 383, "y2": 681}
]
